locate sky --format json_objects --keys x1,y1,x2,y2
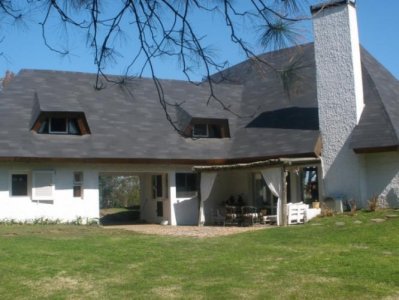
[{"x1": 0, "y1": 0, "x2": 398, "y2": 80}]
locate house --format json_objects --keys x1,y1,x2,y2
[{"x1": 0, "y1": 0, "x2": 398, "y2": 225}]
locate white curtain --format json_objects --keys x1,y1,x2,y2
[
  {"x1": 261, "y1": 168, "x2": 283, "y2": 226},
  {"x1": 199, "y1": 172, "x2": 217, "y2": 225}
]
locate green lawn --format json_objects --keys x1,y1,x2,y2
[{"x1": 1, "y1": 210, "x2": 398, "y2": 300}]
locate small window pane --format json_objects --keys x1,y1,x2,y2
[
  {"x1": 73, "y1": 186, "x2": 82, "y2": 198},
  {"x1": 193, "y1": 124, "x2": 208, "y2": 137},
  {"x1": 74, "y1": 172, "x2": 83, "y2": 184},
  {"x1": 176, "y1": 173, "x2": 186, "y2": 190},
  {"x1": 68, "y1": 119, "x2": 81, "y2": 135},
  {"x1": 38, "y1": 119, "x2": 49, "y2": 134},
  {"x1": 209, "y1": 125, "x2": 222, "y2": 138},
  {"x1": 186, "y1": 174, "x2": 197, "y2": 191},
  {"x1": 157, "y1": 201, "x2": 163, "y2": 217},
  {"x1": 152, "y1": 175, "x2": 163, "y2": 198},
  {"x1": 12, "y1": 174, "x2": 28, "y2": 196},
  {"x1": 73, "y1": 172, "x2": 83, "y2": 198},
  {"x1": 50, "y1": 118, "x2": 67, "y2": 133}
]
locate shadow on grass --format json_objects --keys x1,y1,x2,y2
[{"x1": 100, "y1": 208, "x2": 142, "y2": 226}]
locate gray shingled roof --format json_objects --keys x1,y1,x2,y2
[
  {"x1": 350, "y1": 49, "x2": 399, "y2": 151},
  {"x1": 0, "y1": 43, "x2": 397, "y2": 163}
]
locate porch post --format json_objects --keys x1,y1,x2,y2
[
  {"x1": 281, "y1": 166, "x2": 288, "y2": 227},
  {"x1": 197, "y1": 172, "x2": 202, "y2": 226},
  {"x1": 168, "y1": 171, "x2": 177, "y2": 226}
]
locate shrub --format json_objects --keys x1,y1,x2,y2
[{"x1": 368, "y1": 195, "x2": 379, "y2": 212}]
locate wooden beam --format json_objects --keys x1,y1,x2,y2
[
  {"x1": 193, "y1": 157, "x2": 321, "y2": 172},
  {"x1": 281, "y1": 167, "x2": 288, "y2": 227}
]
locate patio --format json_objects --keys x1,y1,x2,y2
[{"x1": 102, "y1": 224, "x2": 270, "y2": 238}]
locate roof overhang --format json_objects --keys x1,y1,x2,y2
[
  {"x1": 0, "y1": 154, "x2": 320, "y2": 166},
  {"x1": 353, "y1": 145, "x2": 399, "y2": 154}
]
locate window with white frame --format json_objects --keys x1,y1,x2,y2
[
  {"x1": 192, "y1": 124, "x2": 224, "y2": 138},
  {"x1": 73, "y1": 172, "x2": 84, "y2": 198},
  {"x1": 32, "y1": 171, "x2": 54, "y2": 200},
  {"x1": 38, "y1": 117, "x2": 82, "y2": 135},
  {"x1": 11, "y1": 173, "x2": 29, "y2": 197},
  {"x1": 176, "y1": 173, "x2": 197, "y2": 198}
]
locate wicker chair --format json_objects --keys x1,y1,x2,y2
[
  {"x1": 241, "y1": 206, "x2": 259, "y2": 226},
  {"x1": 224, "y1": 205, "x2": 240, "y2": 226}
]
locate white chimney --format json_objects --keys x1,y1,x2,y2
[{"x1": 311, "y1": 0, "x2": 366, "y2": 205}]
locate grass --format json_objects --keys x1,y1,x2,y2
[{"x1": 1, "y1": 210, "x2": 399, "y2": 299}]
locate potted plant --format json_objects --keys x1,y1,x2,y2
[{"x1": 312, "y1": 200, "x2": 320, "y2": 209}]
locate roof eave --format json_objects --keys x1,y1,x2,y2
[{"x1": 353, "y1": 145, "x2": 399, "y2": 154}]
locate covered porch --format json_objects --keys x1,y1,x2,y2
[{"x1": 195, "y1": 158, "x2": 322, "y2": 227}]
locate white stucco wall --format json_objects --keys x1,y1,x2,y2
[
  {"x1": 0, "y1": 163, "x2": 99, "y2": 222},
  {"x1": 364, "y1": 152, "x2": 399, "y2": 208},
  {"x1": 0, "y1": 162, "x2": 197, "y2": 224},
  {"x1": 313, "y1": 2, "x2": 367, "y2": 205}
]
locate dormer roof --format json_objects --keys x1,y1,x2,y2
[{"x1": 29, "y1": 90, "x2": 90, "y2": 135}]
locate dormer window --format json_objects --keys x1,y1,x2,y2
[
  {"x1": 38, "y1": 118, "x2": 81, "y2": 135},
  {"x1": 191, "y1": 119, "x2": 229, "y2": 138},
  {"x1": 32, "y1": 112, "x2": 90, "y2": 136}
]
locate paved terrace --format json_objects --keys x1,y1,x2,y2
[{"x1": 103, "y1": 224, "x2": 271, "y2": 238}]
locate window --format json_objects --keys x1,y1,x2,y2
[
  {"x1": 152, "y1": 175, "x2": 163, "y2": 199},
  {"x1": 176, "y1": 173, "x2": 197, "y2": 198},
  {"x1": 68, "y1": 119, "x2": 80, "y2": 135},
  {"x1": 208, "y1": 125, "x2": 222, "y2": 138},
  {"x1": 302, "y1": 167, "x2": 318, "y2": 203},
  {"x1": 192, "y1": 124, "x2": 224, "y2": 138},
  {"x1": 11, "y1": 174, "x2": 28, "y2": 196},
  {"x1": 38, "y1": 118, "x2": 82, "y2": 135},
  {"x1": 49, "y1": 117, "x2": 68, "y2": 133},
  {"x1": 192, "y1": 124, "x2": 208, "y2": 137},
  {"x1": 32, "y1": 171, "x2": 54, "y2": 200},
  {"x1": 73, "y1": 172, "x2": 84, "y2": 198}
]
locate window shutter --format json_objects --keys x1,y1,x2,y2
[{"x1": 32, "y1": 171, "x2": 54, "y2": 200}]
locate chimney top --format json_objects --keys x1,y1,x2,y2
[
  {"x1": 310, "y1": 0, "x2": 355, "y2": 14},
  {"x1": 1, "y1": 70, "x2": 15, "y2": 90}
]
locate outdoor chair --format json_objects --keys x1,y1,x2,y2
[
  {"x1": 224, "y1": 205, "x2": 240, "y2": 226},
  {"x1": 212, "y1": 208, "x2": 225, "y2": 226},
  {"x1": 259, "y1": 209, "x2": 267, "y2": 224},
  {"x1": 241, "y1": 206, "x2": 259, "y2": 226},
  {"x1": 287, "y1": 202, "x2": 308, "y2": 225}
]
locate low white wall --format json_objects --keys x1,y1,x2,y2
[{"x1": 365, "y1": 152, "x2": 399, "y2": 208}]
